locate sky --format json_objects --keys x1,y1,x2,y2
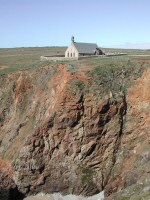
[{"x1": 0, "y1": 0, "x2": 150, "y2": 48}]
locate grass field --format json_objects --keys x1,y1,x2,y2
[
  {"x1": 0, "y1": 47, "x2": 66, "y2": 74},
  {"x1": 0, "y1": 46, "x2": 150, "y2": 75}
]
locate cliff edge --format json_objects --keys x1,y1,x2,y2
[{"x1": 0, "y1": 63, "x2": 149, "y2": 199}]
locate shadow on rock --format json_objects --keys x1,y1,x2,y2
[{"x1": 0, "y1": 187, "x2": 25, "y2": 200}]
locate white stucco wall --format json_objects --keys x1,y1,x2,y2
[{"x1": 65, "y1": 43, "x2": 79, "y2": 58}]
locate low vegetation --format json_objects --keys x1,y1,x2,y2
[
  {"x1": 0, "y1": 46, "x2": 150, "y2": 75},
  {"x1": 0, "y1": 47, "x2": 66, "y2": 75}
]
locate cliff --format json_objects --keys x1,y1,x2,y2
[{"x1": 0, "y1": 63, "x2": 150, "y2": 200}]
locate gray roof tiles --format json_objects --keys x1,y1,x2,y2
[{"x1": 73, "y1": 42, "x2": 98, "y2": 54}]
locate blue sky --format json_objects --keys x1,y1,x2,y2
[{"x1": 0, "y1": 0, "x2": 150, "y2": 48}]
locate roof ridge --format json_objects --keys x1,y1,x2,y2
[{"x1": 74, "y1": 42, "x2": 97, "y2": 45}]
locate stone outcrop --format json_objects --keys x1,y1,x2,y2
[
  {"x1": 13, "y1": 92, "x2": 126, "y2": 196},
  {"x1": 0, "y1": 159, "x2": 24, "y2": 200},
  {"x1": 0, "y1": 64, "x2": 150, "y2": 199}
]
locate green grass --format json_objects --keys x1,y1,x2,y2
[
  {"x1": 0, "y1": 46, "x2": 66, "y2": 63},
  {"x1": 0, "y1": 46, "x2": 66, "y2": 75},
  {"x1": 102, "y1": 47, "x2": 150, "y2": 55},
  {"x1": 0, "y1": 46, "x2": 150, "y2": 76}
]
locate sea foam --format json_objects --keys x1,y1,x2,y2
[{"x1": 24, "y1": 191, "x2": 104, "y2": 200}]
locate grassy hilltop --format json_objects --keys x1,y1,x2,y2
[{"x1": 0, "y1": 46, "x2": 150, "y2": 75}]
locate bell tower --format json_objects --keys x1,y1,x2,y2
[{"x1": 71, "y1": 36, "x2": 74, "y2": 43}]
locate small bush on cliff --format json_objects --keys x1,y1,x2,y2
[
  {"x1": 118, "y1": 197, "x2": 130, "y2": 200},
  {"x1": 75, "y1": 80, "x2": 85, "y2": 90},
  {"x1": 88, "y1": 59, "x2": 148, "y2": 97},
  {"x1": 88, "y1": 63, "x2": 125, "y2": 95},
  {"x1": 67, "y1": 78, "x2": 85, "y2": 96},
  {"x1": 81, "y1": 167, "x2": 94, "y2": 185}
]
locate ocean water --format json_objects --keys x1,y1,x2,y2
[{"x1": 24, "y1": 191, "x2": 104, "y2": 200}]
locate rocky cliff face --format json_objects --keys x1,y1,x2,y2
[
  {"x1": 0, "y1": 64, "x2": 150, "y2": 199},
  {"x1": 105, "y1": 68, "x2": 150, "y2": 199}
]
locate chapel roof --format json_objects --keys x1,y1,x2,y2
[{"x1": 73, "y1": 42, "x2": 98, "y2": 54}]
